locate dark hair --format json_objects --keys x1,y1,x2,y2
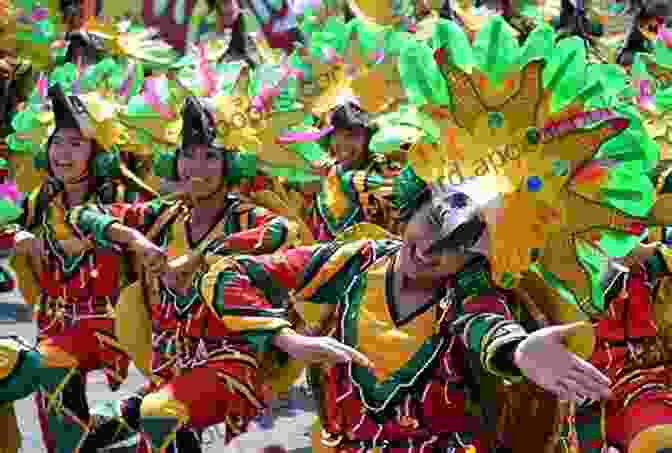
[
  {"x1": 64, "y1": 32, "x2": 101, "y2": 66},
  {"x1": 0, "y1": 79, "x2": 17, "y2": 138},
  {"x1": 328, "y1": 102, "x2": 375, "y2": 160}
]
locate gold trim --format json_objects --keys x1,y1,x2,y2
[
  {"x1": 114, "y1": 281, "x2": 153, "y2": 376},
  {"x1": 0, "y1": 340, "x2": 19, "y2": 381}
]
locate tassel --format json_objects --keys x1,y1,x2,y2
[{"x1": 0, "y1": 402, "x2": 21, "y2": 453}]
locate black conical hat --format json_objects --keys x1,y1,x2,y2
[
  {"x1": 181, "y1": 96, "x2": 216, "y2": 148},
  {"x1": 48, "y1": 83, "x2": 96, "y2": 139}
]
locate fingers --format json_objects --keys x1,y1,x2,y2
[
  {"x1": 570, "y1": 357, "x2": 612, "y2": 390},
  {"x1": 567, "y1": 368, "x2": 611, "y2": 400},
  {"x1": 556, "y1": 378, "x2": 588, "y2": 403},
  {"x1": 331, "y1": 342, "x2": 374, "y2": 369},
  {"x1": 313, "y1": 338, "x2": 375, "y2": 369},
  {"x1": 313, "y1": 340, "x2": 351, "y2": 365}
]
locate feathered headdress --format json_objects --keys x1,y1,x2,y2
[{"x1": 393, "y1": 16, "x2": 671, "y2": 323}]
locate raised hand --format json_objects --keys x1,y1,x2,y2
[{"x1": 514, "y1": 322, "x2": 612, "y2": 402}]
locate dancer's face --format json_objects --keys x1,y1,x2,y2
[
  {"x1": 399, "y1": 192, "x2": 485, "y2": 281},
  {"x1": 48, "y1": 128, "x2": 93, "y2": 183},
  {"x1": 329, "y1": 127, "x2": 368, "y2": 171},
  {"x1": 177, "y1": 144, "x2": 226, "y2": 200}
]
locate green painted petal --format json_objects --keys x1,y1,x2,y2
[
  {"x1": 49, "y1": 63, "x2": 79, "y2": 93},
  {"x1": 575, "y1": 240, "x2": 609, "y2": 312},
  {"x1": 0, "y1": 200, "x2": 23, "y2": 225},
  {"x1": 542, "y1": 37, "x2": 588, "y2": 112},
  {"x1": 631, "y1": 53, "x2": 652, "y2": 80},
  {"x1": 384, "y1": 30, "x2": 412, "y2": 57},
  {"x1": 581, "y1": 64, "x2": 627, "y2": 109},
  {"x1": 78, "y1": 58, "x2": 118, "y2": 92},
  {"x1": 399, "y1": 40, "x2": 450, "y2": 106},
  {"x1": 601, "y1": 171, "x2": 655, "y2": 217},
  {"x1": 373, "y1": 106, "x2": 440, "y2": 142},
  {"x1": 431, "y1": 19, "x2": 474, "y2": 73},
  {"x1": 598, "y1": 231, "x2": 644, "y2": 258},
  {"x1": 596, "y1": 128, "x2": 659, "y2": 173},
  {"x1": 0, "y1": 201, "x2": 22, "y2": 225},
  {"x1": 654, "y1": 39, "x2": 672, "y2": 69},
  {"x1": 369, "y1": 125, "x2": 426, "y2": 152},
  {"x1": 656, "y1": 86, "x2": 672, "y2": 111},
  {"x1": 283, "y1": 126, "x2": 330, "y2": 163},
  {"x1": 351, "y1": 19, "x2": 384, "y2": 63},
  {"x1": 517, "y1": 23, "x2": 555, "y2": 68},
  {"x1": 472, "y1": 16, "x2": 520, "y2": 85}
]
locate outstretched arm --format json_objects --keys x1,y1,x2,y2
[
  {"x1": 205, "y1": 206, "x2": 301, "y2": 256},
  {"x1": 447, "y1": 259, "x2": 611, "y2": 402}
]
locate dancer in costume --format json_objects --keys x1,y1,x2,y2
[
  {"x1": 617, "y1": 0, "x2": 672, "y2": 65},
  {"x1": 302, "y1": 11, "x2": 672, "y2": 453},
  {"x1": 74, "y1": 85, "x2": 310, "y2": 450},
  {"x1": 112, "y1": 175, "x2": 613, "y2": 453},
  {"x1": 0, "y1": 79, "x2": 162, "y2": 453},
  {"x1": 65, "y1": 98, "x2": 375, "y2": 453},
  {"x1": 299, "y1": 102, "x2": 404, "y2": 240}
]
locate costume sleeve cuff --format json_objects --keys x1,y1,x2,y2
[
  {"x1": 67, "y1": 206, "x2": 119, "y2": 248},
  {"x1": 481, "y1": 320, "x2": 528, "y2": 381}
]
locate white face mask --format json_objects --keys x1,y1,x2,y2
[{"x1": 430, "y1": 176, "x2": 502, "y2": 259}]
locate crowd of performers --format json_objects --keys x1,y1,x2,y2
[{"x1": 5, "y1": 0, "x2": 672, "y2": 452}]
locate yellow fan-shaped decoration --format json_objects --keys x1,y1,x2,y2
[
  {"x1": 209, "y1": 66, "x2": 306, "y2": 157},
  {"x1": 413, "y1": 61, "x2": 628, "y2": 284},
  {"x1": 346, "y1": 0, "x2": 401, "y2": 26}
]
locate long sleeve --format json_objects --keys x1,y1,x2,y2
[
  {"x1": 447, "y1": 260, "x2": 529, "y2": 381},
  {"x1": 66, "y1": 198, "x2": 178, "y2": 248},
  {"x1": 205, "y1": 206, "x2": 301, "y2": 256},
  {"x1": 198, "y1": 246, "x2": 319, "y2": 352},
  {"x1": 315, "y1": 165, "x2": 395, "y2": 237}
]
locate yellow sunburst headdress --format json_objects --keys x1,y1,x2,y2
[
  {"x1": 395, "y1": 17, "x2": 672, "y2": 342},
  {"x1": 290, "y1": 0, "x2": 416, "y2": 121}
]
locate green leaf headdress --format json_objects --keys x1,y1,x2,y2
[
  {"x1": 395, "y1": 16, "x2": 668, "y2": 328},
  {"x1": 6, "y1": 59, "x2": 142, "y2": 191}
]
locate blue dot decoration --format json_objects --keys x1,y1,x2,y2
[{"x1": 527, "y1": 176, "x2": 543, "y2": 192}]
